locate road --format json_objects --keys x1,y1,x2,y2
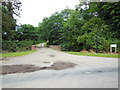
[{"x1": 0, "y1": 47, "x2": 118, "y2": 88}]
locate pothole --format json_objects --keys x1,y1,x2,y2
[
  {"x1": 0, "y1": 57, "x2": 9, "y2": 61},
  {"x1": 48, "y1": 55, "x2": 55, "y2": 57},
  {"x1": 0, "y1": 65, "x2": 41, "y2": 75},
  {"x1": 0, "y1": 62, "x2": 77, "y2": 75},
  {"x1": 43, "y1": 62, "x2": 50, "y2": 63},
  {"x1": 49, "y1": 62, "x2": 77, "y2": 70}
]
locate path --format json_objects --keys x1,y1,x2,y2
[{"x1": 0, "y1": 47, "x2": 118, "y2": 88}]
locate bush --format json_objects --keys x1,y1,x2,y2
[
  {"x1": 44, "y1": 43, "x2": 47, "y2": 47},
  {"x1": 2, "y1": 40, "x2": 35, "y2": 52},
  {"x1": 17, "y1": 40, "x2": 33, "y2": 51},
  {"x1": 2, "y1": 40, "x2": 18, "y2": 52}
]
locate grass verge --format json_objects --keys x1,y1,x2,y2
[
  {"x1": 64, "y1": 51, "x2": 119, "y2": 58},
  {"x1": 35, "y1": 44, "x2": 39, "y2": 46},
  {"x1": 0, "y1": 50, "x2": 36, "y2": 57}
]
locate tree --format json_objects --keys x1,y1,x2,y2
[
  {"x1": 2, "y1": 6, "x2": 16, "y2": 40},
  {"x1": 15, "y1": 24, "x2": 39, "y2": 42},
  {"x1": 88, "y1": 2, "x2": 120, "y2": 38},
  {"x1": 2, "y1": 0, "x2": 22, "y2": 17},
  {"x1": 2, "y1": 0, "x2": 22, "y2": 40},
  {"x1": 60, "y1": 10, "x2": 86, "y2": 51},
  {"x1": 37, "y1": 1, "x2": 119, "y2": 52},
  {"x1": 77, "y1": 17, "x2": 109, "y2": 52},
  {"x1": 38, "y1": 12, "x2": 64, "y2": 45},
  {"x1": 60, "y1": 9, "x2": 73, "y2": 21}
]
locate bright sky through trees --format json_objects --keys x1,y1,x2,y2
[{"x1": 17, "y1": 0, "x2": 80, "y2": 27}]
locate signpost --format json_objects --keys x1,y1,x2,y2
[{"x1": 110, "y1": 44, "x2": 117, "y2": 53}]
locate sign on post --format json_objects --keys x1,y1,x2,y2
[{"x1": 110, "y1": 44, "x2": 117, "y2": 53}]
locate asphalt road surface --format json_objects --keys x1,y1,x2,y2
[{"x1": 0, "y1": 47, "x2": 118, "y2": 88}]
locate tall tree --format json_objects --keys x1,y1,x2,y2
[
  {"x1": 60, "y1": 10, "x2": 86, "y2": 51},
  {"x1": 15, "y1": 24, "x2": 39, "y2": 41},
  {"x1": 38, "y1": 12, "x2": 64, "y2": 45},
  {"x1": 2, "y1": 0, "x2": 21, "y2": 40},
  {"x1": 88, "y1": 2, "x2": 120, "y2": 38},
  {"x1": 38, "y1": 1, "x2": 120, "y2": 52}
]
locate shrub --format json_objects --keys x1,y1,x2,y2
[
  {"x1": 2, "y1": 40, "x2": 18, "y2": 52},
  {"x1": 2, "y1": 40, "x2": 35, "y2": 52}
]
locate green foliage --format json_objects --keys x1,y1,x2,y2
[
  {"x1": 2, "y1": 1, "x2": 21, "y2": 41},
  {"x1": 38, "y1": 12, "x2": 64, "y2": 45},
  {"x1": 1, "y1": 1, "x2": 33, "y2": 53},
  {"x1": 2, "y1": 40, "x2": 34, "y2": 52},
  {"x1": 2, "y1": 1, "x2": 119, "y2": 53},
  {"x1": 16, "y1": 40, "x2": 34, "y2": 51},
  {"x1": 2, "y1": 40, "x2": 18, "y2": 52},
  {"x1": 60, "y1": 10, "x2": 86, "y2": 51},
  {"x1": 2, "y1": 6, "x2": 16, "y2": 40},
  {"x1": 77, "y1": 17, "x2": 110, "y2": 52},
  {"x1": 15, "y1": 24, "x2": 40, "y2": 41},
  {"x1": 44, "y1": 43, "x2": 48, "y2": 47},
  {"x1": 2, "y1": 23, "x2": 43, "y2": 52},
  {"x1": 38, "y1": 2, "x2": 119, "y2": 53},
  {"x1": 89, "y1": 2, "x2": 120, "y2": 38}
]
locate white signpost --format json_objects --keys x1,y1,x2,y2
[{"x1": 110, "y1": 44, "x2": 117, "y2": 53}]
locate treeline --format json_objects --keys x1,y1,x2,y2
[
  {"x1": 1, "y1": 1, "x2": 42, "y2": 52},
  {"x1": 1, "y1": 1, "x2": 120, "y2": 53},
  {"x1": 38, "y1": 2, "x2": 120, "y2": 53},
  {"x1": 3, "y1": 24, "x2": 42, "y2": 52}
]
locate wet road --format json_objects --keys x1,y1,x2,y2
[{"x1": 0, "y1": 47, "x2": 118, "y2": 88}]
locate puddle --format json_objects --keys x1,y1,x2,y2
[{"x1": 0, "y1": 62, "x2": 77, "y2": 75}]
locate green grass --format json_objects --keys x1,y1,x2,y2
[
  {"x1": 0, "y1": 50, "x2": 36, "y2": 57},
  {"x1": 35, "y1": 44, "x2": 39, "y2": 46},
  {"x1": 64, "y1": 51, "x2": 119, "y2": 58}
]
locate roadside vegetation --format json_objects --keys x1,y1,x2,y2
[
  {"x1": 0, "y1": 50, "x2": 35, "y2": 57},
  {"x1": 1, "y1": 2, "x2": 44, "y2": 53},
  {"x1": 1, "y1": 1, "x2": 119, "y2": 56},
  {"x1": 64, "y1": 51, "x2": 119, "y2": 58},
  {"x1": 38, "y1": 2, "x2": 120, "y2": 53}
]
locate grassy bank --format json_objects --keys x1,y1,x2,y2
[
  {"x1": 64, "y1": 51, "x2": 119, "y2": 58},
  {"x1": 0, "y1": 50, "x2": 36, "y2": 57}
]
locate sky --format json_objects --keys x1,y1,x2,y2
[{"x1": 17, "y1": 0, "x2": 80, "y2": 27}]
